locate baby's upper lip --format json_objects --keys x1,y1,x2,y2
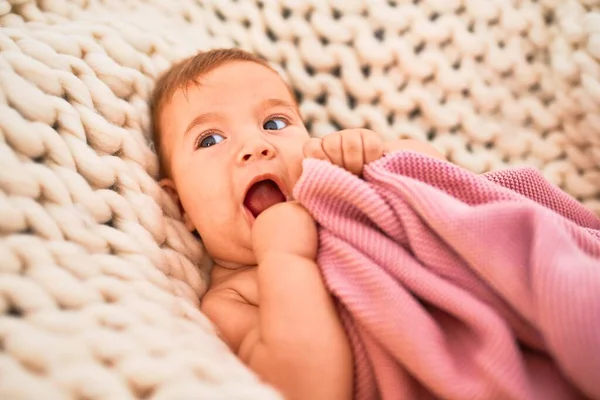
[{"x1": 243, "y1": 172, "x2": 290, "y2": 203}]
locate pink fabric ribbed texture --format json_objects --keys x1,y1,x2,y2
[{"x1": 293, "y1": 152, "x2": 600, "y2": 400}]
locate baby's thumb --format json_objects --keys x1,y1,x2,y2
[{"x1": 302, "y1": 137, "x2": 329, "y2": 161}]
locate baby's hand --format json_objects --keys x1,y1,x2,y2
[
  {"x1": 303, "y1": 129, "x2": 383, "y2": 176},
  {"x1": 252, "y1": 201, "x2": 318, "y2": 263},
  {"x1": 303, "y1": 129, "x2": 446, "y2": 176}
]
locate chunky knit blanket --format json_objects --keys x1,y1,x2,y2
[
  {"x1": 294, "y1": 152, "x2": 600, "y2": 400},
  {"x1": 0, "y1": 0, "x2": 599, "y2": 398}
]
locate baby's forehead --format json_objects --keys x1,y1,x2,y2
[
  {"x1": 203, "y1": 62, "x2": 294, "y2": 97},
  {"x1": 174, "y1": 67, "x2": 297, "y2": 109}
]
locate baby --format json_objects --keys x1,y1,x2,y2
[{"x1": 150, "y1": 48, "x2": 444, "y2": 400}]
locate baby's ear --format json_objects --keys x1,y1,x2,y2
[{"x1": 159, "y1": 178, "x2": 196, "y2": 233}]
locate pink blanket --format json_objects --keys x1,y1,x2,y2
[{"x1": 293, "y1": 152, "x2": 600, "y2": 400}]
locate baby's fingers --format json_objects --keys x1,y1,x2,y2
[
  {"x1": 341, "y1": 130, "x2": 364, "y2": 176},
  {"x1": 361, "y1": 130, "x2": 384, "y2": 164},
  {"x1": 303, "y1": 138, "x2": 329, "y2": 161},
  {"x1": 322, "y1": 133, "x2": 344, "y2": 167}
]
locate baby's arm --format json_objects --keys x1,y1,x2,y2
[
  {"x1": 384, "y1": 138, "x2": 445, "y2": 160},
  {"x1": 303, "y1": 129, "x2": 445, "y2": 176},
  {"x1": 201, "y1": 202, "x2": 353, "y2": 400}
]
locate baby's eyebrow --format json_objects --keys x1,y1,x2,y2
[
  {"x1": 183, "y1": 112, "x2": 221, "y2": 137},
  {"x1": 182, "y1": 98, "x2": 298, "y2": 137},
  {"x1": 260, "y1": 98, "x2": 298, "y2": 113}
]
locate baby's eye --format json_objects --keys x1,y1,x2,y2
[
  {"x1": 263, "y1": 118, "x2": 288, "y2": 130},
  {"x1": 197, "y1": 133, "x2": 225, "y2": 148}
]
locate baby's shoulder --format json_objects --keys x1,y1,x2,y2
[{"x1": 200, "y1": 267, "x2": 259, "y2": 353}]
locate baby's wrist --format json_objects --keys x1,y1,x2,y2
[{"x1": 256, "y1": 250, "x2": 315, "y2": 268}]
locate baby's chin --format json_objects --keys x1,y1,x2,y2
[{"x1": 199, "y1": 222, "x2": 257, "y2": 268}]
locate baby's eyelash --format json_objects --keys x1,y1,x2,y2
[
  {"x1": 265, "y1": 114, "x2": 291, "y2": 124},
  {"x1": 194, "y1": 130, "x2": 221, "y2": 149}
]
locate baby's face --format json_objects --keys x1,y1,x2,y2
[{"x1": 160, "y1": 61, "x2": 310, "y2": 267}]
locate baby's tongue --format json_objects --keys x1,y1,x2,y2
[{"x1": 244, "y1": 180, "x2": 286, "y2": 218}]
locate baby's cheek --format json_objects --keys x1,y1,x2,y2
[
  {"x1": 181, "y1": 194, "x2": 214, "y2": 234},
  {"x1": 288, "y1": 151, "x2": 306, "y2": 187},
  {"x1": 192, "y1": 212, "x2": 225, "y2": 253}
]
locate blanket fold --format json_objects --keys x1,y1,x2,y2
[{"x1": 294, "y1": 152, "x2": 600, "y2": 400}]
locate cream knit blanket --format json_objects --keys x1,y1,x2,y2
[{"x1": 0, "y1": 0, "x2": 598, "y2": 398}]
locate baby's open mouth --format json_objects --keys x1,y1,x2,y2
[{"x1": 243, "y1": 179, "x2": 286, "y2": 218}]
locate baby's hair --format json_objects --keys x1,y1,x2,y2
[{"x1": 150, "y1": 48, "x2": 277, "y2": 178}]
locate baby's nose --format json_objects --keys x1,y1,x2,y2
[{"x1": 238, "y1": 139, "x2": 275, "y2": 163}]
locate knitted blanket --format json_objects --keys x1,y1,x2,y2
[
  {"x1": 1, "y1": 0, "x2": 599, "y2": 398},
  {"x1": 294, "y1": 152, "x2": 600, "y2": 400}
]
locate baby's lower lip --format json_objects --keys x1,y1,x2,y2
[{"x1": 243, "y1": 205, "x2": 256, "y2": 226}]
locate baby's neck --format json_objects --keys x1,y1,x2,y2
[{"x1": 210, "y1": 262, "x2": 256, "y2": 288}]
